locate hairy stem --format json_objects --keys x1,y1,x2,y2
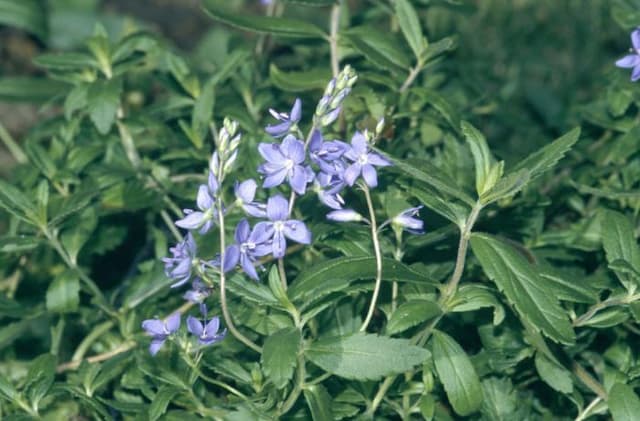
[
  {"x1": 573, "y1": 293, "x2": 640, "y2": 327},
  {"x1": 71, "y1": 320, "x2": 115, "y2": 361},
  {"x1": 399, "y1": 64, "x2": 422, "y2": 93},
  {"x1": 573, "y1": 362, "x2": 607, "y2": 400},
  {"x1": 360, "y1": 185, "x2": 383, "y2": 332},
  {"x1": 217, "y1": 198, "x2": 262, "y2": 353}
]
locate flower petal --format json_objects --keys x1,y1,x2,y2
[
  {"x1": 267, "y1": 195, "x2": 289, "y2": 221},
  {"x1": 224, "y1": 244, "x2": 240, "y2": 271},
  {"x1": 327, "y1": 209, "x2": 363, "y2": 222},
  {"x1": 616, "y1": 54, "x2": 640, "y2": 68},
  {"x1": 165, "y1": 312, "x2": 181, "y2": 333},
  {"x1": 240, "y1": 254, "x2": 259, "y2": 280},
  {"x1": 632, "y1": 28, "x2": 640, "y2": 50},
  {"x1": 149, "y1": 338, "x2": 165, "y2": 356},
  {"x1": 284, "y1": 137, "x2": 305, "y2": 163},
  {"x1": 243, "y1": 203, "x2": 267, "y2": 218},
  {"x1": 175, "y1": 211, "x2": 205, "y2": 229},
  {"x1": 236, "y1": 179, "x2": 257, "y2": 203},
  {"x1": 290, "y1": 98, "x2": 302, "y2": 122},
  {"x1": 187, "y1": 315, "x2": 203, "y2": 336},
  {"x1": 263, "y1": 168, "x2": 288, "y2": 189},
  {"x1": 204, "y1": 316, "x2": 220, "y2": 337},
  {"x1": 258, "y1": 143, "x2": 286, "y2": 164},
  {"x1": 235, "y1": 219, "x2": 251, "y2": 243},
  {"x1": 367, "y1": 152, "x2": 392, "y2": 167},
  {"x1": 289, "y1": 165, "x2": 308, "y2": 195},
  {"x1": 343, "y1": 163, "x2": 361, "y2": 186},
  {"x1": 272, "y1": 231, "x2": 287, "y2": 258},
  {"x1": 362, "y1": 164, "x2": 378, "y2": 188},
  {"x1": 632, "y1": 65, "x2": 640, "y2": 82},
  {"x1": 251, "y1": 222, "x2": 274, "y2": 244},
  {"x1": 350, "y1": 131, "x2": 368, "y2": 154},
  {"x1": 142, "y1": 319, "x2": 165, "y2": 336},
  {"x1": 284, "y1": 220, "x2": 312, "y2": 244}
]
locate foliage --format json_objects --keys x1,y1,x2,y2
[{"x1": 0, "y1": 0, "x2": 639, "y2": 419}]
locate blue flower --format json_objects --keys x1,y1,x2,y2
[
  {"x1": 258, "y1": 135, "x2": 314, "y2": 194},
  {"x1": 391, "y1": 206, "x2": 424, "y2": 234},
  {"x1": 254, "y1": 195, "x2": 311, "y2": 258},
  {"x1": 187, "y1": 305, "x2": 226, "y2": 346},
  {"x1": 315, "y1": 170, "x2": 346, "y2": 209},
  {"x1": 343, "y1": 132, "x2": 392, "y2": 188},
  {"x1": 327, "y1": 209, "x2": 364, "y2": 222},
  {"x1": 142, "y1": 312, "x2": 181, "y2": 356},
  {"x1": 235, "y1": 179, "x2": 267, "y2": 218},
  {"x1": 265, "y1": 98, "x2": 302, "y2": 137},
  {"x1": 308, "y1": 129, "x2": 349, "y2": 174},
  {"x1": 616, "y1": 28, "x2": 640, "y2": 82},
  {"x1": 183, "y1": 278, "x2": 211, "y2": 303},
  {"x1": 162, "y1": 233, "x2": 197, "y2": 288},
  {"x1": 224, "y1": 219, "x2": 271, "y2": 280},
  {"x1": 175, "y1": 172, "x2": 219, "y2": 233}
]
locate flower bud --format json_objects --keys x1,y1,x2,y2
[
  {"x1": 327, "y1": 209, "x2": 364, "y2": 222},
  {"x1": 375, "y1": 117, "x2": 385, "y2": 137}
]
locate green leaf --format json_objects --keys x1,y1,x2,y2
[
  {"x1": 0, "y1": 235, "x2": 41, "y2": 253},
  {"x1": 202, "y1": 0, "x2": 326, "y2": 38},
  {"x1": 470, "y1": 233, "x2": 575, "y2": 344},
  {"x1": 225, "y1": 273, "x2": 280, "y2": 307},
  {"x1": 46, "y1": 271, "x2": 80, "y2": 313},
  {"x1": 262, "y1": 328, "x2": 301, "y2": 389},
  {"x1": 432, "y1": 331, "x2": 482, "y2": 416},
  {"x1": 534, "y1": 353, "x2": 572, "y2": 393},
  {"x1": 479, "y1": 169, "x2": 530, "y2": 205},
  {"x1": 538, "y1": 268, "x2": 598, "y2": 304},
  {"x1": 601, "y1": 210, "x2": 640, "y2": 289},
  {"x1": 0, "y1": 179, "x2": 37, "y2": 225},
  {"x1": 343, "y1": 26, "x2": 411, "y2": 74},
  {"x1": 0, "y1": 77, "x2": 67, "y2": 102},
  {"x1": 510, "y1": 127, "x2": 580, "y2": 183},
  {"x1": 306, "y1": 333, "x2": 430, "y2": 380},
  {"x1": 191, "y1": 77, "x2": 216, "y2": 146},
  {"x1": 0, "y1": 0, "x2": 47, "y2": 40},
  {"x1": 395, "y1": 0, "x2": 425, "y2": 59},
  {"x1": 609, "y1": 383, "x2": 640, "y2": 421},
  {"x1": 451, "y1": 284, "x2": 505, "y2": 325},
  {"x1": 389, "y1": 156, "x2": 475, "y2": 205},
  {"x1": 405, "y1": 185, "x2": 467, "y2": 226},
  {"x1": 25, "y1": 353, "x2": 56, "y2": 410},
  {"x1": 289, "y1": 256, "x2": 437, "y2": 308},
  {"x1": 414, "y1": 88, "x2": 461, "y2": 132},
  {"x1": 481, "y1": 378, "x2": 518, "y2": 421},
  {"x1": 461, "y1": 121, "x2": 498, "y2": 196},
  {"x1": 88, "y1": 79, "x2": 122, "y2": 135},
  {"x1": 34, "y1": 52, "x2": 98, "y2": 71},
  {"x1": 270, "y1": 64, "x2": 331, "y2": 92},
  {"x1": 0, "y1": 373, "x2": 18, "y2": 401},
  {"x1": 150, "y1": 386, "x2": 182, "y2": 421},
  {"x1": 386, "y1": 299, "x2": 441, "y2": 335},
  {"x1": 303, "y1": 384, "x2": 334, "y2": 421}
]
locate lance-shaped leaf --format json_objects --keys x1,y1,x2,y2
[
  {"x1": 432, "y1": 330, "x2": 482, "y2": 416},
  {"x1": 470, "y1": 233, "x2": 575, "y2": 344},
  {"x1": 306, "y1": 333, "x2": 430, "y2": 380},
  {"x1": 303, "y1": 384, "x2": 334, "y2": 421},
  {"x1": 386, "y1": 299, "x2": 442, "y2": 335},
  {"x1": 461, "y1": 121, "x2": 499, "y2": 196},
  {"x1": 202, "y1": 0, "x2": 326, "y2": 38},
  {"x1": 510, "y1": 127, "x2": 580, "y2": 183},
  {"x1": 601, "y1": 209, "x2": 640, "y2": 289},
  {"x1": 270, "y1": 64, "x2": 331, "y2": 92},
  {"x1": 395, "y1": 0, "x2": 426, "y2": 59}
]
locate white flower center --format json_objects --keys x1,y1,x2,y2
[
  {"x1": 358, "y1": 154, "x2": 368, "y2": 165},
  {"x1": 284, "y1": 159, "x2": 295, "y2": 170},
  {"x1": 274, "y1": 221, "x2": 285, "y2": 232},
  {"x1": 241, "y1": 241, "x2": 255, "y2": 253}
]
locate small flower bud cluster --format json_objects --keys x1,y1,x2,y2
[
  {"x1": 315, "y1": 65, "x2": 357, "y2": 127},
  {"x1": 211, "y1": 118, "x2": 241, "y2": 182}
]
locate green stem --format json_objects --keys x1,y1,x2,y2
[
  {"x1": 278, "y1": 258, "x2": 288, "y2": 290},
  {"x1": 360, "y1": 184, "x2": 383, "y2": 332},
  {"x1": 72, "y1": 320, "x2": 115, "y2": 361},
  {"x1": 573, "y1": 293, "x2": 640, "y2": 327},
  {"x1": 280, "y1": 353, "x2": 306, "y2": 415},
  {"x1": 0, "y1": 122, "x2": 27, "y2": 164},
  {"x1": 329, "y1": 1, "x2": 342, "y2": 77},
  {"x1": 216, "y1": 197, "x2": 262, "y2": 353}
]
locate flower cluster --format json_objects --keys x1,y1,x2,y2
[
  {"x1": 142, "y1": 305, "x2": 225, "y2": 355},
  {"x1": 147, "y1": 66, "x2": 425, "y2": 355}
]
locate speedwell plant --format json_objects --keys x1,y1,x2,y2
[{"x1": 1, "y1": 0, "x2": 640, "y2": 420}]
